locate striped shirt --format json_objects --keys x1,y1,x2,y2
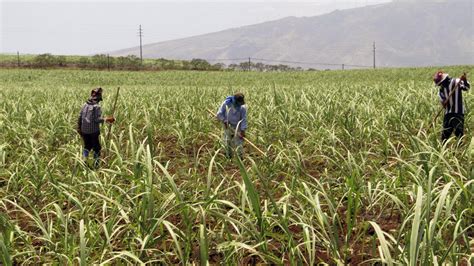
[
  {"x1": 439, "y1": 78, "x2": 470, "y2": 114},
  {"x1": 216, "y1": 101, "x2": 248, "y2": 131},
  {"x1": 78, "y1": 102, "x2": 104, "y2": 134}
]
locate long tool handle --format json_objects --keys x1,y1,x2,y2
[
  {"x1": 106, "y1": 87, "x2": 120, "y2": 146},
  {"x1": 243, "y1": 136, "x2": 266, "y2": 156},
  {"x1": 206, "y1": 108, "x2": 266, "y2": 156}
]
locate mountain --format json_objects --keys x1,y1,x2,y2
[{"x1": 110, "y1": 0, "x2": 473, "y2": 68}]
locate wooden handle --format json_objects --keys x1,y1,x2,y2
[
  {"x1": 243, "y1": 137, "x2": 266, "y2": 156},
  {"x1": 106, "y1": 87, "x2": 120, "y2": 144}
]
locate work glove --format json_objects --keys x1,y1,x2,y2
[
  {"x1": 239, "y1": 131, "x2": 246, "y2": 139},
  {"x1": 105, "y1": 116, "x2": 115, "y2": 123}
]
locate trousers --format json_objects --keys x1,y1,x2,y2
[
  {"x1": 82, "y1": 132, "x2": 101, "y2": 154},
  {"x1": 441, "y1": 113, "x2": 464, "y2": 143},
  {"x1": 223, "y1": 126, "x2": 243, "y2": 158}
]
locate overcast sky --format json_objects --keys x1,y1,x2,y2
[{"x1": 1, "y1": 0, "x2": 392, "y2": 55}]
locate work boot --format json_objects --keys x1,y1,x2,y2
[
  {"x1": 82, "y1": 149, "x2": 91, "y2": 168},
  {"x1": 82, "y1": 149, "x2": 90, "y2": 160}
]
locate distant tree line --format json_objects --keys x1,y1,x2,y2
[{"x1": 1, "y1": 53, "x2": 314, "y2": 72}]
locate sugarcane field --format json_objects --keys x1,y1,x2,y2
[
  {"x1": 0, "y1": 65, "x2": 473, "y2": 264},
  {"x1": 2, "y1": 0, "x2": 474, "y2": 264}
]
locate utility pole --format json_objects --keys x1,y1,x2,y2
[
  {"x1": 17, "y1": 51, "x2": 20, "y2": 67},
  {"x1": 248, "y1": 57, "x2": 251, "y2": 71},
  {"x1": 342, "y1": 64, "x2": 344, "y2": 70},
  {"x1": 373, "y1": 41, "x2": 376, "y2": 69},
  {"x1": 138, "y1": 25, "x2": 143, "y2": 63},
  {"x1": 107, "y1": 54, "x2": 110, "y2": 71}
]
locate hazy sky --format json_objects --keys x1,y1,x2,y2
[{"x1": 1, "y1": 0, "x2": 392, "y2": 55}]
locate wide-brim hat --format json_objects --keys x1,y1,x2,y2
[{"x1": 433, "y1": 72, "x2": 449, "y2": 86}]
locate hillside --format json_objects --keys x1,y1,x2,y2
[{"x1": 110, "y1": 0, "x2": 473, "y2": 68}]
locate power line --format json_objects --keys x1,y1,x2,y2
[
  {"x1": 251, "y1": 57, "x2": 371, "y2": 68},
  {"x1": 206, "y1": 58, "x2": 249, "y2": 61},
  {"x1": 202, "y1": 57, "x2": 373, "y2": 69}
]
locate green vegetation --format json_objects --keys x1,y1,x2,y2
[
  {"x1": 0, "y1": 53, "x2": 315, "y2": 71},
  {"x1": 0, "y1": 66, "x2": 473, "y2": 264},
  {"x1": 0, "y1": 53, "x2": 205, "y2": 71}
]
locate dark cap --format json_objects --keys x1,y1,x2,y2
[
  {"x1": 91, "y1": 87, "x2": 103, "y2": 96},
  {"x1": 89, "y1": 87, "x2": 103, "y2": 102},
  {"x1": 234, "y1": 92, "x2": 245, "y2": 105}
]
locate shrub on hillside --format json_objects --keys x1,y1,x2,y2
[
  {"x1": 115, "y1": 55, "x2": 141, "y2": 70},
  {"x1": 33, "y1": 54, "x2": 58, "y2": 68},
  {"x1": 92, "y1": 54, "x2": 108, "y2": 69}
]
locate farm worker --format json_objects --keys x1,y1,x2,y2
[
  {"x1": 433, "y1": 71, "x2": 470, "y2": 144},
  {"x1": 77, "y1": 87, "x2": 115, "y2": 168},
  {"x1": 216, "y1": 92, "x2": 247, "y2": 158}
]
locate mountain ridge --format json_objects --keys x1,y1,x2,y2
[{"x1": 110, "y1": 1, "x2": 473, "y2": 68}]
